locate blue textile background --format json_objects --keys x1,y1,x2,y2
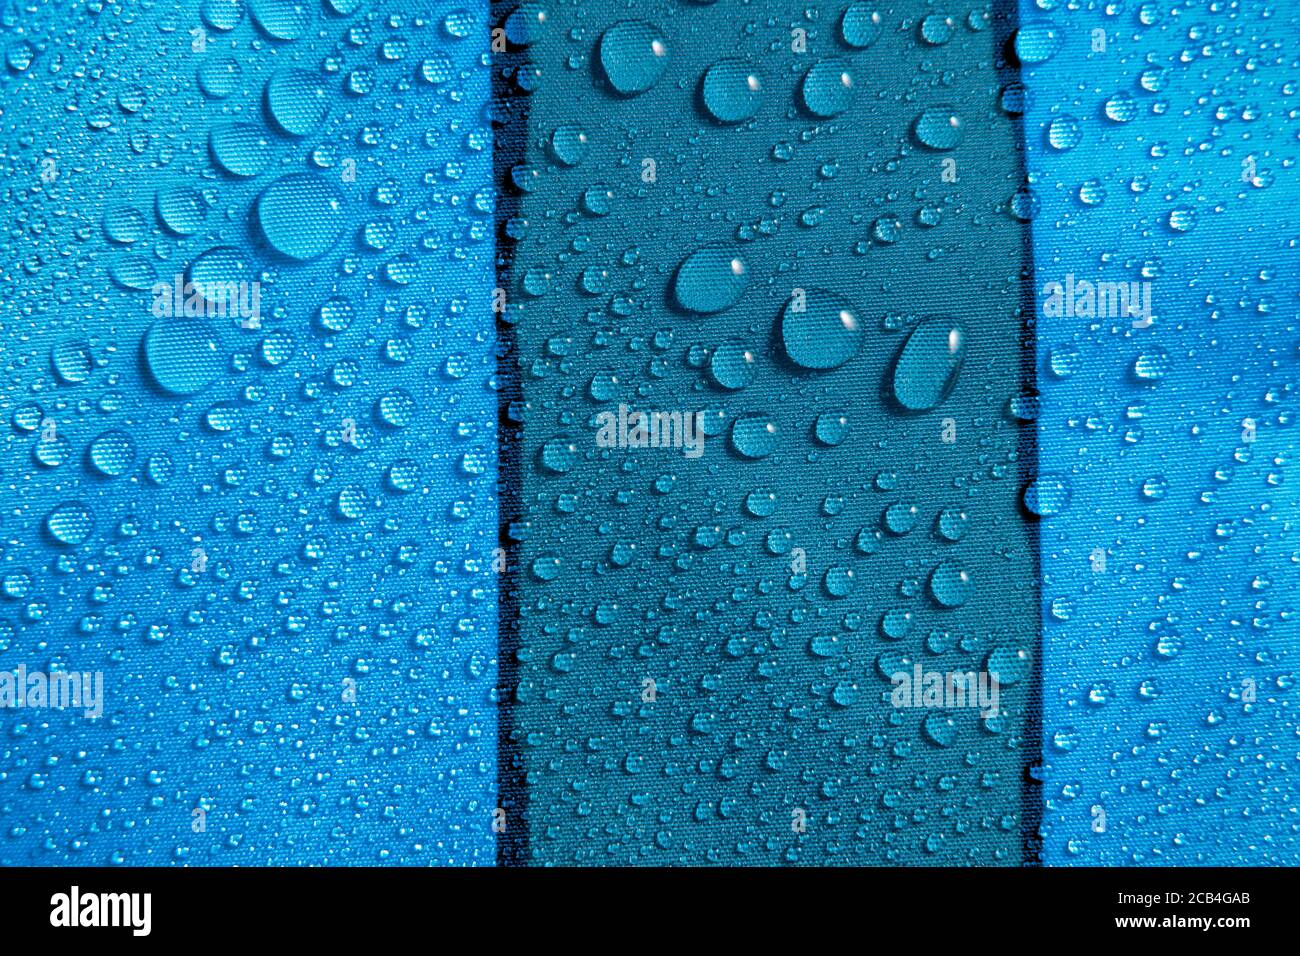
[
  {"x1": 1, "y1": 0, "x2": 1294, "y2": 866},
  {"x1": 1021, "y1": 0, "x2": 1299, "y2": 865},
  {"x1": 0, "y1": 0, "x2": 498, "y2": 865}
]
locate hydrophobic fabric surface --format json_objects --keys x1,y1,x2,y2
[
  {"x1": 0, "y1": 0, "x2": 498, "y2": 864},
  {"x1": 500, "y1": 0, "x2": 1039, "y2": 865},
  {"x1": 1019, "y1": 0, "x2": 1299, "y2": 865},
  {"x1": 2, "y1": 0, "x2": 1296, "y2": 869}
]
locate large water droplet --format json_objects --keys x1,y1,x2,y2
[
  {"x1": 103, "y1": 206, "x2": 146, "y2": 244},
  {"x1": 541, "y1": 435, "x2": 578, "y2": 473},
  {"x1": 1103, "y1": 91, "x2": 1138, "y2": 123},
  {"x1": 730, "y1": 414, "x2": 778, "y2": 458},
  {"x1": 701, "y1": 59, "x2": 762, "y2": 123},
  {"x1": 800, "y1": 59, "x2": 855, "y2": 118},
  {"x1": 1133, "y1": 347, "x2": 1170, "y2": 381},
  {"x1": 257, "y1": 174, "x2": 345, "y2": 260},
  {"x1": 986, "y1": 646, "x2": 1030, "y2": 684},
  {"x1": 45, "y1": 501, "x2": 94, "y2": 547},
  {"x1": 1046, "y1": 115, "x2": 1081, "y2": 151},
  {"x1": 143, "y1": 319, "x2": 221, "y2": 396},
  {"x1": 840, "y1": 3, "x2": 882, "y2": 48},
  {"x1": 88, "y1": 430, "x2": 136, "y2": 477},
  {"x1": 672, "y1": 246, "x2": 746, "y2": 313},
  {"x1": 210, "y1": 124, "x2": 272, "y2": 177},
  {"x1": 247, "y1": 0, "x2": 312, "y2": 41},
  {"x1": 814, "y1": 411, "x2": 849, "y2": 446},
  {"x1": 891, "y1": 318, "x2": 965, "y2": 411},
  {"x1": 315, "y1": 297, "x2": 355, "y2": 333},
  {"x1": 780, "y1": 289, "x2": 862, "y2": 370},
  {"x1": 912, "y1": 106, "x2": 963, "y2": 151},
  {"x1": 918, "y1": 13, "x2": 955, "y2": 45},
  {"x1": 188, "y1": 246, "x2": 252, "y2": 305},
  {"x1": 1166, "y1": 206, "x2": 1197, "y2": 233},
  {"x1": 929, "y1": 561, "x2": 973, "y2": 607},
  {"x1": 197, "y1": 57, "x2": 241, "y2": 99},
  {"x1": 155, "y1": 186, "x2": 207, "y2": 236},
  {"x1": 1012, "y1": 21, "x2": 1061, "y2": 64},
  {"x1": 505, "y1": 2, "x2": 549, "y2": 45},
  {"x1": 201, "y1": 0, "x2": 244, "y2": 32},
  {"x1": 51, "y1": 341, "x2": 92, "y2": 384},
  {"x1": 1022, "y1": 474, "x2": 1072, "y2": 517},
  {"x1": 923, "y1": 713, "x2": 958, "y2": 747},
  {"x1": 598, "y1": 21, "x2": 668, "y2": 96},
  {"x1": 548, "y1": 125, "x2": 589, "y2": 166},
  {"x1": 265, "y1": 69, "x2": 327, "y2": 136},
  {"x1": 709, "y1": 341, "x2": 756, "y2": 389}
]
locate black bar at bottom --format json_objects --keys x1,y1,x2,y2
[{"x1": 0, "y1": 865, "x2": 1287, "y2": 940}]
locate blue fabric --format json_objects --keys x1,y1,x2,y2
[
  {"x1": 2, "y1": 0, "x2": 1294, "y2": 868},
  {"x1": 502, "y1": 0, "x2": 1037, "y2": 865},
  {"x1": 1021, "y1": 0, "x2": 1299, "y2": 864},
  {"x1": 0, "y1": 0, "x2": 497, "y2": 865}
]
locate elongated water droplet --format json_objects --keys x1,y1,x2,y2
[{"x1": 891, "y1": 318, "x2": 965, "y2": 411}]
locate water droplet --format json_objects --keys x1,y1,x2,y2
[
  {"x1": 265, "y1": 69, "x2": 327, "y2": 136},
  {"x1": 257, "y1": 174, "x2": 345, "y2": 260},
  {"x1": 1012, "y1": 21, "x2": 1061, "y2": 64},
  {"x1": 549, "y1": 125, "x2": 589, "y2": 166},
  {"x1": 210, "y1": 124, "x2": 272, "y2": 178},
  {"x1": 541, "y1": 435, "x2": 578, "y2": 473},
  {"x1": 155, "y1": 186, "x2": 207, "y2": 236},
  {"x1": 197, "y1": 57, "x2": 241, "y2": 99},
  {"x1": 201, "y1": 0, "x2": 244, "y2": 32},
  {"x1": 51, "y1": 341, "x2": 93, "y2": 384},
  {"x1": 1010, "y1": 186, "x2": 1040, "y2": 222},
  {"x1": 840, "y1": 3, "x2": 882, "y2": 48},
  {"x1": 598, "y1": 21, "x2": 669, "y2": 96},
  {"x1": 800, "y1": 59, "x2": 855, "y2": 118},
  {"x1": 87, "y1": 430, "x2": 136, "y2": 477},
  {"x1": 824, "y1": 566, "x2": 855, "y2": 597},
  {"x1": 336, "y1": 486, "x2": 368, "y2": 520},
  {"x1": 103, "y1": 206, "x2": 146, "y2": 244},
  {"x1": 143, "y1": 319, "x2": 221, "y2": 396},
  {"x1": 890, "y1": 318, "x2": 965, "y2": 411},
  {"x1": 315, "y1": 297, "x2": 355, "y2": 333},
  {"x1": 1167, "y1": 206, "x2": 1197, "y2": 233},
  {"x1": 986, "y1": 646, "x2": 1030, "y2": 684},
  {"x1": 923, "y1": 713, "x2": 958, "y2": 747},
  {"x1": 811, "y1": 634, "x2": 843, "y2": 657},
  {"x1": 672, "y1": 246, "x2": 746, "y2": 314},
  {"x1": 912, "y1": 106, "x2": 963, "y2": 151},
  {"x1": 701, "y1": 59, "x2": 762, "y2": 124},
  {"x1": 813, "y1": 411, "x2": 849, "y2": 446},
  {"x1": 1046, "y1": 115, "x2": 1081, "y2": 151},
  {"x1": 188, "y1": 246, "x2": 252, "y2": 304},
  {"x1": 1022, "y1": 474, "x2": 1072, "y2": 517},
  {"x1": 730, "y1": 414, "x2": 778, "y2": 458},
  {"x1": 1133, "y1": 348, "x2": 1170, "y2": 382},
  {"x1": 883, "y1": 501, "x2": 919, "y2": 535},
  {"x1": 45, "y1": 502, "x2": 94, "y2": 547},
  {"x1": 936, "y1": 507, "x2": 968, "y2": 541},
  {"x1": 745, "y1": 488, "x2": 778, "y2": 517},
  {"x1": 918, "y1": 13, "x2": 955, "y2": 45},
  {"x1": 780, "y1": 289, "x2": 862, "y2": 370},
  {"x1": 929, "y1": 561, "x2": 973, "y2": 607},
  {"x1": 709, "y1": 341, "x2": 756, "y2": 389},
  {"x1": 1103, "y1": 91, "x2": 1138, "y2": 123}
]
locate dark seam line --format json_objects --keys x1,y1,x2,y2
[
  {"x1": 993, "y1": 0, "x2": 1045, "y2": 867},
  {"x1": 492, "y1": 5, "x2": 529, "y2": 868}
]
